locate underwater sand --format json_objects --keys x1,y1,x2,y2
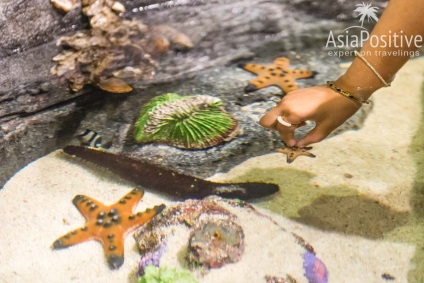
[
  {"x1": 211, "y1": 57, "x2": 424, "y2": 282},
  {"x1": 0, "y1": 58, "x2": 423, "y2": 282},
  {"x1": 0, "y1": 151, "x2": 415, "y2": 283}
]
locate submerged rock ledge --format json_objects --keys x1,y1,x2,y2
[{"x1": 0, "y1": 0, "x2": 370, "y2": 187}]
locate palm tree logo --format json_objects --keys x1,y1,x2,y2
[{"x1": 354, "y1": 2, "x2": 379, "y2": 27}]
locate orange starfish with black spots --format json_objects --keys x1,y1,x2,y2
[
  {"x1": 239, "y1": 57, "x2": 316, "y2": 93},
  {"x1": 276, "y1": 146, "x2": 316, "y2": 164},
  {"x1": 52, "y1": 189, "x2": 165, "y2": 269}
]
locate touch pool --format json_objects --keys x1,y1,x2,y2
[
  {"x1": 1, "y1": 0, "x2": 424, "y2": 282},
  {"x1": 1, "y1": 59, "x2": 423, "y2": 282}
]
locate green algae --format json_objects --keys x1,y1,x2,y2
[
  {"x1": 385, "y1": 220, "x2": 424, "y2": 282},
  {"x1": 138, "y1": 266, "x2": 198, "y2": 283},
  {"x1": 229, "y1": 167, "x2": 409, "y2": 238},
  {"x1": 402, "y1": 82, "x2": 424, "y2": 282},
  {"x1": 380, "y1": 81, "x2": 424, "y2": 282},
  {"x1": 229, "y1": 167, "x2": 355, "y2": 218},
  {"x1": 296, "y1": 194, "x2": 409, "y2": 238}
]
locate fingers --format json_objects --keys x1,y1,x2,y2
[
  {"x1": 258, "y1": 85, "x2": 358, "y2": 147},
  {"x1": 296, "y1": 120, "x2": 335, "y2": 147},
  {"x1": 259, "y1": 106, "x2": 302, "y2": 147},
  {"x1": 259, "y1": 106, "x2": 282, "y2": 130},
  {"x1": 297, "y1": 121, "x2": 307, "y2": 128},
  {"x1": 276, "y1": 122, "x2": 296, "y2": 147}
]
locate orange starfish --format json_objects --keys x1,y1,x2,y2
[
  {"x1": 52, "y1": 189, "x2": 165, "y2": 269},
  {"x1": 276, "y1": 147, "x2": 316, "y2": 164},
  {"x1": 239, "y1": 57, "x2": 316, "y2": 93}
]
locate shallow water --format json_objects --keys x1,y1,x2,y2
[
  {"x1": 223, "y1": 82, "x2": 424, "y2": 282},
  {"x1": 2, "y1": 0, "x2": 424, "y2": 282},
  {"x1": 402, "y1": 86, "x2": 424, "y2": 281},
  {"x1": 2, "y1": 62, "x2": 424, "y2": 282}
]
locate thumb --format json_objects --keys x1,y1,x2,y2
[{"x1": 296, "y1": 122, "x2": 333, "y2": 147}]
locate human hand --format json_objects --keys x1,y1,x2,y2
[{"x1": 259, "y1": 85, "x2": 361, "y2": 147}]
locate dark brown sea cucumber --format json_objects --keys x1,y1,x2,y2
[{"x1": 62, "y1": 146, "x2": 279, "y2": 200}]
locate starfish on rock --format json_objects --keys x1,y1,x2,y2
[
  {"x1": 52, "y1": 189, "x2": 165, "y2": 269},
  {"x1": 276, "y1": 147, "x2": 316, "y2": 164},
  {"x1": 239, "y1": 57, "x2": 316, "y2": 93}
]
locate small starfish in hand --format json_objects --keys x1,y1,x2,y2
[{"x1": 276, "y1": 146, "x2": 316, "y2": 164}]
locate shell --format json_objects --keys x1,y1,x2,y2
[
  {"x1": 97, "y1": 77, "x2": 133, "y2": 93},
  {"x1": 303, "y1": 252, "x2": 328, "y2": 283},
  {"x1": 134, "y1": 93, "x2": 239, "y2": 149},
  {"x1": 149, "y1": 25, "x2": 194, "y2": 50},
  {"x1": 111, "y1": 1, "x2": 126, "y2": 13},
  {"x1": 187, "y1": 219, "x2": 245, "y2": 268},
  {"x1": 135, "y1": 197, "x2": 236, "y2": 255},
  {"x1": 50, "y1": 0, "x2": 78, "y2": 12}
]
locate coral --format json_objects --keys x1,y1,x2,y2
[
  {"x1": 265, "y1": 275, "x2": 298, "y2": 283},
  {"x1": 150, "y1": 198, "x2": 235, "y2": 228},
  {"x1": 292, "y1": 233, "x2": 315, "y2": 254},
  {"x1": 138, "y1": 243, "x2": 166, "y2": 276},
  {"x1": 50, "y1": 0, "x2": 193, "y2": 93},
  {"x1": 138, "y1": 266, "x2": 198, "y2": 283},
  {"x1": 134, "y1": 93, "x2": 240, "y2": 149},
  {"x1": 63, "y1": 146, "x2": 279, "y2": 200},
  {"x1": 188, "y1": 219, "x2": 245, "y2": 268},
  {"x1": 135, "y1": 197, "x2": 236, "y2": 255},
  {"x1": 51, "y1": 189, "x2": 165, "y2": 269},
  {"x1": 303, "y1": 252, "x2": 328, "y2": 283}
]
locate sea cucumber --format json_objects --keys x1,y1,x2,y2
[{"x1": 63, "y1": 146, "x2": 279, "y2": 200}]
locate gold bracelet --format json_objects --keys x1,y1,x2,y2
[
  {"x1": 354, "y1": 51, "x2": 391, "y2": 87},
  {"x1": 326, "y1": 81, "x2": 370, "y2": 105}
]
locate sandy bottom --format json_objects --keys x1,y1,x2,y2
[
  {"x1": 210, "y1": 58, "x2": 424, "y2": 281},
  {"x1": 213, "y1": 58, "x2": 424, "y2": 212},
  {"x1": 0, "y1": 151, "x2": 415, "y2": 283},
  {"x1": 1, "y1": 58, "x2": 423, "y2": 283}
]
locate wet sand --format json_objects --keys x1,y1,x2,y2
[
  {"x1": 211, "y1": 57, "x2": 424, "y2": 281},
  {"x1": 0, "y1": 151, "x2": 415, "y2": 282},
  {"x1": 213, "y1": 57, "x2": 424, "y2": 212},
  {"x1": 1, "y1": 58, "x2": 423, "y2": 282}
]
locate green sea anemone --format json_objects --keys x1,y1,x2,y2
[
  {"x1": 138, "y1": 266, "x2": 198, "y2": 283},
  {"x1": 134, "y1": 93, "x2": 239, "y2": 149}
]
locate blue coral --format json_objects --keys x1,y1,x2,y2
[
  {"x1": 138, "y1": 243, "x2": 166, "y2": 276},
  {"x1": 303, "y1": 252, "x2": 328, "y2": 283}
]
